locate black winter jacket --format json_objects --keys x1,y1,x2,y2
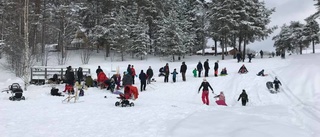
[
  {"x1": 180, "y1": 64, "x2": 187, "y2": 73},
  {"x1": 198, "y1": 81, "x2": 213, "y2": 92}
]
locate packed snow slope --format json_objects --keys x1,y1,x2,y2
[{"x1": 0, "y1": 52, "x2": 319, "y2": 137}]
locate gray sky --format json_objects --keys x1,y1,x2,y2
[{"x1": 248, "y1": 0, "x2": 318, "y2": 52}]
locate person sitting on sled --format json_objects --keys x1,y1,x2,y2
[
  {"x1": 257, "y1": 69, "x2": 266, "y2": 76},
  {"x1": 214, "y1": 91, "x2": 225, "y2": 101},
  {"x1": 273, "y1": 77, "x2": 282, "y2": 92},
  {"x1": 214, "y1": 91, "x2": 227, "y2": 106},
  {"x1": 238, "y1": 64, "x2": 248, "y2": 74},
  {"x1": 220, "y1": 67, "x2": 228, "y2": 76}
]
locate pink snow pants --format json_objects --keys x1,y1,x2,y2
[{"x1": 202, "y1": 90, "x2": 209, "y2": 105}]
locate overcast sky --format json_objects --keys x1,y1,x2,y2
[{"x1": 248, "y1": 0, "x2": 318, "y2": 52}]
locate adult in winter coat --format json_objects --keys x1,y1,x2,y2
[
  {"x1": 164, "y1": 63, "x2": 170, "y2": 83},
  {"x1": 180, "y1": 62, "x2": 187, "y2": 81},
  {"x1": 96, "y1": 66, "x2": 102, "y2": 77},
  {"x1": 146, "y1": 66, "x2": 154, "y2": 84},
  {"x1": 198, "y1": 78, "x2": 214, "y2": 105},
  {"x1": 131, "y1": 65, "x2": 136, "y2": 84},
  {"x1": 139, "y1": 70, "x2": 147, "y2": 91},
  {"x1": 66, "y1": 66, "x2": 75, "y2": 86},
  {"x1": 260, "y1": 50, "x2": 264, "y2": 58},
  {"x1": 273, "y1": 77, "x2": 282, "y2": 91},
  {"x1": 204, "y1": 59, "x2": 210, "y2": 77},
  {"x1": 197, "y1": 61, "x2": 203, "y2": 77},
  {"x1": 248, "y1": 53, "x2": 253, "y2": 63},
  {"x1": 236, "y1": 52, "x2": 242, "y2": 63},
  {"x1": 171, "y1": 69, "x2": 179, "y2": 83},
  {"x1": 214, "y1": 60, "x2": 219, "y2": 77},
  {"x1": 77, "y1": 67, "x2": 84, "y2": 84},
  {"x1": 122, "y1": 72, "x2": 133, "y2": 87},
  {"x1": 238, "y1": 89, "x2": 249, "y2": 106},
  {"x1": 127, "y1": 64, "x2": 132, "y2": 75}
]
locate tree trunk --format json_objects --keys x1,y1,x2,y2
[
  {"x1": 238, "y1": 36, "x2": 242, "y2": 52},
  {"x1": 242, "y1": 40, "x2": 247, "y2": 62},
  {"x1": 214, "y1": 39, "x2": 217, "y2": 56},
  {"x1": 312, "y1": 40, "x2": 315, "y2": 54},
  {"x1": 23, "y1": 0, "x2": 30, "y2": 91}
]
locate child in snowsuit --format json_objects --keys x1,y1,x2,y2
[
  {"x1": 193, "y1": 68, "x2": 197, "y2": 77},
  {"x1": 171, "y1": 69, "x2": 179, "y2": 83},
  {"x1": 198, "y1": 78, "x2": 214, "y2": 105},
  {"x1": 257, "y1": 69, "x2": 265, "y2": 76},
  {"x1": 273, "y1": 77, "x2": 282, "y2": 92},
  {"x1": 238, "y1": 89, "x2": 248, "y2": 106}
]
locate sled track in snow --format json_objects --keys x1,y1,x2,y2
[{"x1": 269, "y1": 71, "x2": 320, "y2": 124}]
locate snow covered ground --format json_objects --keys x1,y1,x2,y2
[{"x1": 0, "y1": 51, "x2": 319, "y2": 137}]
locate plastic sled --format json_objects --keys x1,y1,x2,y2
[{"x1": 216, "y1": 100, "x2": 227, "y2": 106}]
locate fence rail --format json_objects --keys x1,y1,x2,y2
[{"x1": 30, "y1": 67, "x2": 91, "y2": 85}]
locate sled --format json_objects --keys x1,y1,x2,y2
[
  {"x1": 215, "y1": 100, "x2": 227, "y2": 106},
  {"x1": 266, "y1": 81, "x2": 277, "y2": 94}
]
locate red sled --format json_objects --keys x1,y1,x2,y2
[{"x1": 215, "y1": 100, "x2": 227, "y2": 106}]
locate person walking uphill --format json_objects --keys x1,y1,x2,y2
[
  {"x1": 164, "y1": 63, "x2": 170, "y2": 83},
  {"x1": 204, "y1": 59, "x2": 210, "y2": 77},
  {"x1": 198, "y1": 78, "x2": 214, "y2": 105},
  {"x1": 180, "y1": 62, "x2": 187, "y2": 81},
  {"x1": 238, "y1": 89, "x2": 249, "y2": 106}
]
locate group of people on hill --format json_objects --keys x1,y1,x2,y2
[
  {"x1": 49, "y1": 57, "x2": 282, "y2": 107},
  {"x1": 198, "y1": 78, "x2": 249, "y2": 106},
  {"x1": 194, "y1": 59, "x2": 220, "y2": 78}
]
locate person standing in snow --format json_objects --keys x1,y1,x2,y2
[
  {"x1": 180, "y1": 62, "x2": 187, "y2": 81},
  {"x1": 197, "y1": 61, "x2": 203, "y2": 77},
  {"x1": 139, "y1": 70, "x2": 147, "y2": 91},
  {"x1": 237, "y1": 89, "x2": 249, "y2": 106},
  {"x1": 260, "y1": 50, "x2": 264, "y2": 58},
  {"x1": 204, "y1": 59, "x2": 210, "y2": 77},
  {"x1": 131, "y1": 65, "x2": 136, "y2": 84},
  {"x1": 171, "y1": 68, "x2": 179, "y2": 83},
  {"x1": 96, "y1": 66, "x2": 102, "y2": 77},
  {"x1": 146, "y1": 66, "x2": 153, "y2": 84},
  {"x1": 214, "y1": 60, "x2": 219, "y2": 77},
  {"x1": 164, "y1": 63, "x2": 170, "y2": 83},
  {"x1": 273, "y1": 77, "x2": 282, "y2": 92},
  {"x1": 192, "y1": 68, "x2": 197, "y2": 77},
  {"x1": 198, "y1": 78, "x2": 214, "y2": 105}
]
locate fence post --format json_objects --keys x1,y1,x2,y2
[
  {"x1": 30, "y1": 67, "x2": 33, "y2": 82},
  {"x1": 45, "y1": 68, "x2": 47, "y2": 79},
  {"x1": 61, "y1": 68, "x2": 64, "y2": 80}
]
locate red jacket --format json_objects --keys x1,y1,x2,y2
[
  {"x1": 131, "y1": 68, "x2": 136, "y2": 76},
  {"x1": 97, "y1": 72, "x2": 108, "y2": 83}
]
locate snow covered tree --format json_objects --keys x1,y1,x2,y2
[
  {"x1": 273, "y1": 24, "x2": 292, "y2": 53},
  {"x1": 304, "y1": 19, "x2": 320, "y2": 53}
]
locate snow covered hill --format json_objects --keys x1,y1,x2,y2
[{"x1": 0, "y1": 53, "x2": 319, "y2": 137}]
